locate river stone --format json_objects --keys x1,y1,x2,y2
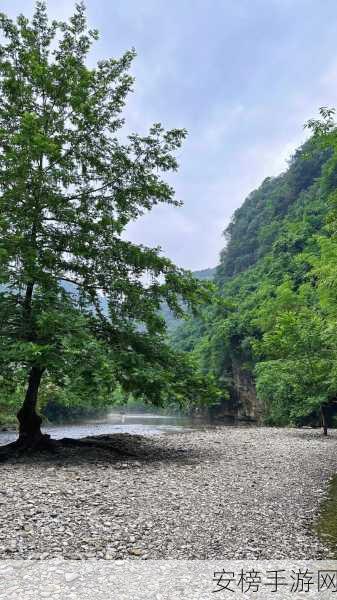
[{"x1": 0, "y1": 428, "x2": 336, "y2": 560}]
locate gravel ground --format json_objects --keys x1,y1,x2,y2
[{"x1": 0, "y1": 426, "x2": 336, "y2": 560}]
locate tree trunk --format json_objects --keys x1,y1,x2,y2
[
  {"x1": 17, "y1": 366, "x2": 45, "y2": 448},
  {"x1": 321, "y1": 405, "x2": 328, "y2": 436}
]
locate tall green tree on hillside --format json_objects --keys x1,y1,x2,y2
[
  {"x1": 0, "y1": 2, "x2": 213, "y2": 448},
  {"x1": 253, "y1": 282, "x2": 335, "y2": 432}
]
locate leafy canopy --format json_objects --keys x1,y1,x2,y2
[{"x1": 0, "y1": 1, "x2": 217, "y2": 411}]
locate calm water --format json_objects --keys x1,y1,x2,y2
[
  {"x1": 0, "y1": 411, "x2": 215, "y2": 446},
  {"x1": 316, "y1": 475, "x2": 337, "y2": 557}
]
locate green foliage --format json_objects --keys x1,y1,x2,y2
[
  {"x1": 173, "y1": 124, "x2": 337, "y2": 425},
  {"x1": 216, "y1": 139, "x2": 330, "y2": 283},
  {"x1": 0, "y1": 2, "x2": 219, "y2": 422},
  {"x1": 160, "y1": 266, "x2": 216, "y2": 333}
]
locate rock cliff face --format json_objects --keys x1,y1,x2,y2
[
  {"x1": 231, "y1": 362, "x2": 264, "y2": 422},
  {"x1": 210, "y1": 362, "x2": 264, "y2": 423}
]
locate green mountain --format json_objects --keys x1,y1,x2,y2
[
  {"x1": 193, "y1": 268, "x2": 216, "y2": 280},
  {"x1": 172, "y1": 138, "x2": 335, "y2": 423}
]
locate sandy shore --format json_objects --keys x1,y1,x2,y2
[{"x1": 0, "y1": 427, "x2": 336, "y2": 560}]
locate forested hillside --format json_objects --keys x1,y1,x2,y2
[{"x1": 172, "y1": 131, "x2": 337, "y2": 428}]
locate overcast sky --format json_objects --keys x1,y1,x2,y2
[{"x1": 3, "y1": 1, "x2": 337, "y2": 270}]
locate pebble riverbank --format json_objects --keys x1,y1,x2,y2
[{"x1": 0, "y1": 427, "x2": 336, "y2": 560}]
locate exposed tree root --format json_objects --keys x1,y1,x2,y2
[
  {"x1": 0, "y1": 433, "x2": 138, "y2": 462},
  {"x1": 0, "y1": 433, "x2": 58, "y2": 461}
]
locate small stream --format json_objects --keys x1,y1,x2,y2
[
  {"x1": 316, "y1": 476, "x2": 337, "y2": 557},
  {"x1": 0, "y1": 411, "x2": 217, "y2": 447}
]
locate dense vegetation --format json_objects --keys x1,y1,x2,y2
[
  {"x1": 172, "y1": 112, "x2": 337, "y2": 431},
  {"x1": 2, "y1": 4, "x2": 337, "y2": 440},
  {"x1": 0, "y1": 3, "x2": 218, "y2": 443}
]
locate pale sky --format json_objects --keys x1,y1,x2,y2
[{"x1": 3, "y1": 0, "x2": 337, "y2": 270}]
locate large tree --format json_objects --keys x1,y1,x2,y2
[{"x1": 0, "y1": 2, "x2": 214, "y2": 449}]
